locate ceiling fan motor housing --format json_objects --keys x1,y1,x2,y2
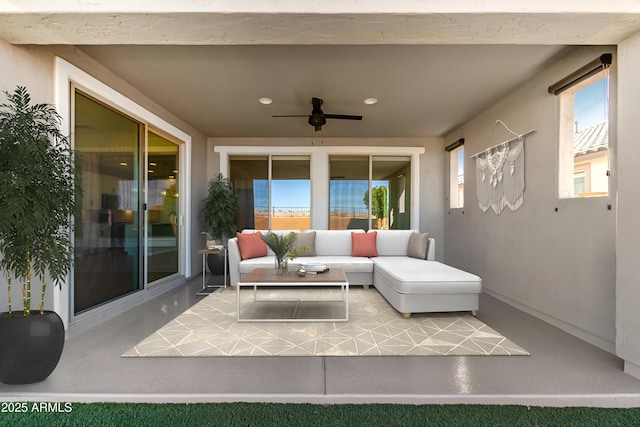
[{"x1": 309, "y1": 113, "x2": 327, "y2": 131}]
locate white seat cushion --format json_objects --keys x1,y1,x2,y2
[
  {"x1": 372, "y1": 257, "x2": 482, "y2": 294},
  {"x1": 238, "y1": 256, "x2": 277, "y2": 274}
]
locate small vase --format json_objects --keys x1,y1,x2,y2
[{"x1": 275, "y1": 256, "x2": 288, "y2": 274}]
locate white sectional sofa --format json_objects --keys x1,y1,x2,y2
[{"x1": 227, "y1": 229, "x2": 482, "y2": 317}]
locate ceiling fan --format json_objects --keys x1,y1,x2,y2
[{"x1": 273, "y1": 97, "x2": 363, "y2": 131}]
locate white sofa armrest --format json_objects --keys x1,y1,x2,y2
[
  {"x1": 227, "y1": 237, "x2": 241, "y2": 286},
  {"x1": 426, "y1": 237, "x2": 435, "y2": 261}
]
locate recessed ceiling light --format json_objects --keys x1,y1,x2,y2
[
  {"x1": 259, "y1": 97, "x2": 273, "y2": 105},
  {"x1": 120, "y1": 162, "x2": 128, "y2": 166},
  {"x1": 364, "y1": 98, "x2": 378, "y2": 105}
]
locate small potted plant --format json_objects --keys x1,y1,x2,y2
[
  {"x1": 261, "y1": 231, "x2": 309, "y2": 273},
  {"x1": 0, "y1": 86, "x2": 78, "y2": 384},
  {"x1": 201, "y1": 173, "x2": 240, "y2": 273},
  {"x1": 200, "y1": 231, "x2": 218, "y2": 250}
]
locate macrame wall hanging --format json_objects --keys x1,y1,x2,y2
[{"x1": 470, "y1": 120, "x2": 535, "y2": 214}]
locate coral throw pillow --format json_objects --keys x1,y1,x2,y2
[
  {"x1": 236, "y1": 231, "x2": 267, "y2": 260},
  {"x1": 351, "y1": 231, "x2": 378, "y2": 257}
]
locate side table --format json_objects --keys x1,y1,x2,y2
[{"x1": 196, "y1": 248, "x2": 228, "y2": 295}]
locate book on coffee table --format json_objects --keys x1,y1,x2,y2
[{"x1": 302, "y1": 261, "x2": 327, "y2": 272}]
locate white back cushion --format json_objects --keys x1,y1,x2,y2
[
  {"x1": 369, "y1": 229, "x2": 416, "y2": 256},
  {"x1": 313, "y1": 229, "x2": 364, "y2": 256}
]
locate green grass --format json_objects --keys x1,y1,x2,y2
[{"x1": 1, "y1": 403, "x2": 639, "y2": 427}]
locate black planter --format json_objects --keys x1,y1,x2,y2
[
  {"x1": 207, "y1": 252, "x2": 228, "y2": 276},
  {"x1": 0, "y1": 310, "x2": 65, "y2": 385}
]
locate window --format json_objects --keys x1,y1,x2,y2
[
  {"x1": 448, "y1": 143, "x2": 464, "y2": 209},
  {"x1": 229, "y1": 156, "x2": 268, "y2": 230},
  {"x1": 329, "y1": 156, "x2": 369, "y2": 230},
  {"x1": 230, "y1": 156, "x2": 310, "y2": 230},
  {"x1": 271, "y1": 156, "x2": 311, "y2": 230},
  {"x1": 573, "y1": 167, "x2": 588, "y2": 196},
  {"x1": 329, "y1": 155, "x2": 411, "y2": 230},
  {"x1": 372, "y1": 156, "x2": 411, "y2": 230},
  {"x1": 217, "y1": 146, "x2": 424, "y2": 231},
  {"x1": 555, "y1": 56, "x2": 610, "y2": 198}
]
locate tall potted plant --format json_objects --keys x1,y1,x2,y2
[
  {"x1": 0, "y1": 86, "x2": 77, "y2": 384},
  {"x1": 201, "y1": 173, "x2": 240, "y2": 274}
]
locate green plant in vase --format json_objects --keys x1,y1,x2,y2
[
  {"x1": 0, "y1": 86, "x2": 79, "y2": 384},
  {"x1": 261, "y1": 231, "x2": 309, "y2": 272},
  {"x1": 201, "y1": 173, "x2": 239, "y2": 274},
  {"x1": 201, "y1": 173, "x2": 240, "y2": 244}
]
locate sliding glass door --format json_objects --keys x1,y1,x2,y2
[
  {"x1": 147, "y1": 131, "x2": 180, "y2": 282},
  {"x1": 73, "y1": 91, "x2": 142, "y2": 314},
  {"x1": 73, "y1": 91, "x2": 183, "y2": 315}
]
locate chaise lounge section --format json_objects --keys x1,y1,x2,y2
[
  {"x1": 227, "y1": 229, "x2": 482, "y2": 317},
  {"x1": 372, "y1": 257, "x2": 482, "y2": 317}
]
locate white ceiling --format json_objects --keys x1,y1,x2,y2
[
  {"x1": 77, "y1": 44, "x2": 565, "y2": 138},
  {"x1": 1, "y1": 5, "x2": 639, "y2": 138}
]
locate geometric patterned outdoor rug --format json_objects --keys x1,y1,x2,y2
[{"x1": 123, "y1": 287, "x2": 529, "y2": 357}]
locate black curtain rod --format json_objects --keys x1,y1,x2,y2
[
  {"x1": 445, "y1": 138, "x2": 464, "y2": 152},
  {"x1": 548, "y1": 53, "x2": 612, "y2": 95}
]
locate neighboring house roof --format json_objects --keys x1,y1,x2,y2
[{"x1": 574, "y1": 121, "x2": 608, "y2": 156}]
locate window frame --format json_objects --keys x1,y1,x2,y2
[
  {"x1": 216, "y1": 146, "x2": 424, "y2": 230},
  {"x1": 555, "y1": 60, "x2": 611, "y2": 200},
  {"x1": 446, "y1": 139, "x2": 465, "y2": 210}
]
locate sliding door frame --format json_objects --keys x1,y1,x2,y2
[{"x1": 55, "y1": 57, "x2": 192, "y2": 334}]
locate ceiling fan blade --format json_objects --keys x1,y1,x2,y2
[
  {"x1": 272, "y1": 115, "x2": 310, "y2": 118},
  {"x1": 324, "y1": 114, "x2": 363, "y2": 121}
]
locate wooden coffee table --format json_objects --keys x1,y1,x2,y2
[{"x1": 236, "y1": 268, "x2": 349, "y2": 322}]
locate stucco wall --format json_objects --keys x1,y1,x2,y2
[
  {"x1": 0, "y1": 40, "x2": 208, "y2": 318},
  {"x1": 0, "y1": 42, "x2": 53, "y2": 103},
  {"x1": 616, "y1": 33, "x2": 640, "y2": 378},
  {"x1": 0, "y1": 40, "x2": 55, "y2": 314},
  {"x1": 444, "y1": 46, "x2": 617, "y2": 352}
]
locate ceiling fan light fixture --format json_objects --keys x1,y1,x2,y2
[
  {"x1": 258, "y1": 97, "x2": 273, "y2": 105},
  {"x1": 364, "y1": 97, "x2": 378, "y2": 105}
]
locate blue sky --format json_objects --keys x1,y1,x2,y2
[
  {"x1": 574, "y1": 77, "x2": 609, "y2": 131},
  {"x1": 264, "y1": 179, "x2": 388, "y2": 209},
  {"x1": 271, "y1": 180, "x2": 310, "y2": 208}
]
